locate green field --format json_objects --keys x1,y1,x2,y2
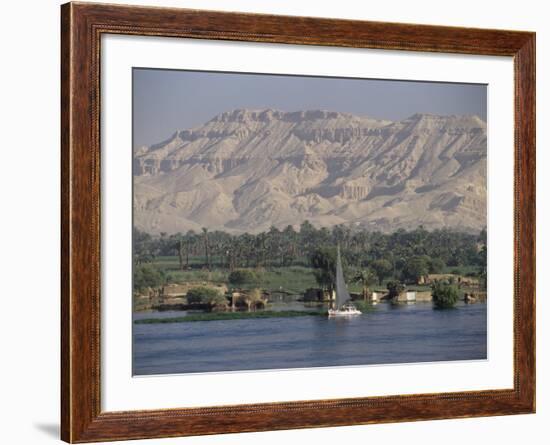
[
  {"x1": 146, "y1": 256, "x2": 429, "y2": 296},
  {"x1": 153, "y1": 256, "x2": 320, "y2": 294},
  {"x1": 143, "y1": 255, "x2": 479, "y2": 298}
]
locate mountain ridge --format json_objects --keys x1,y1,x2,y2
[{"x1": 134, "y1": 109, "x2": 487, "y2": 235}]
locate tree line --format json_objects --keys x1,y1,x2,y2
[{"x1": 134, "y1": 222, "x2": 486, "y2": 280}]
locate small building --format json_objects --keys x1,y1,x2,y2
[
  {"x1": 371, "y1": 291, "x2": 383, "y2": 302},
  {"x1": 304, "y1": 288, "x2": 323, "y2": 302},
  {"x1": 394, "y1": 290, "x2": 416, "y2": 303},
  {"x1": 303, "y1": 288, "x2": 334, "y2": 302},
  {"x1": 415, "y1": 291, "x2": 433, "y2": 302}
]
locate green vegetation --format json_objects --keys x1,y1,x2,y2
[
  {"x1": 163, "y1": 267, "x2": 228, "y2": 285},
  {"x1": 402, "y1": 284, "x2": 433, "y2": 292},
  {"x1": 247, "y1": 288, "x2": 263, "y2": 305},
  {"x1": 431, "y1": 282, "x2": 460, "y2": 309},
  {"x1": 134, "y1": 225, "x2": 487, "y2": 279},
  {"x1": 350, "y1": 300, "x2": 377, "y2": 312},
  {"x1": 228, "y1": 269, "x2": 259, "y2": 286},
  {"x1": 135, "y1": 310, "x2": 325, "y2": 324},
  {"x1": 429, "y1": 258, "x2": 445, "y2": 274},
  {"x1": 352, "y1": 269, "x2": 377, "y2": 300},
  {"x1": 401, "y1": 256, "x2": 429, "y2": 283},
  {"x1": 309, "y1": 247, "x2": 345, "y2": 295},
  {"x1": 259, "y1": 266, "x2": 317, "y2": 294},
  {"x1": 387, "y1": 280, "x2": 405, "y2": 298},
  {"x1": 370, "y1": 259, "x2": 393, "y2": 285},
  {"x1": 186, "y1": 286, "x2": 223, "y2": 305},
  {"x1": 133, "y1": 224, "x2": 487, "y2": 307},
  {"x1": 133, "y1": 264, "x2": 169, "y2": 293},
  {"x1": 137, "y1": 261, "x2": 317, "y2": 295},
  {"x1": 206, "y1": 293, "x2": 229, "y2": 309}
]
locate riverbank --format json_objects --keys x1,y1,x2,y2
[{"x1": 135, "y1": 310, "x2": 326, "y2": 324}]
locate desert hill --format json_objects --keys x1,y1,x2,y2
[{"x1": 134, "y1": 109, "x2": 486, "y2": 234}]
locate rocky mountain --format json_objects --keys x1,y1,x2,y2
[{"x1": 134, "y1": 109, "x2": 486, "y2": 235}]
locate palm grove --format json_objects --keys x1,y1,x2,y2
[{"x1": 134, "y1": 222, "x2": 487, "y2": 308}]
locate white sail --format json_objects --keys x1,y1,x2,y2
[{"x1": 335, "y1": 245, "x2": 351, "y2": 309}]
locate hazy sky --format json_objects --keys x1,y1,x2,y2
[{"x1": 133, "y1": 68, "x2": 487, "y2": 148}]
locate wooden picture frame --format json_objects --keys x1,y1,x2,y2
[{"x1": 61, "y1": 2, "x2": 535, "y2": 442}]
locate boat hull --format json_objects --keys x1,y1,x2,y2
[{"x1": 328, "y1": 308, "x2": 362, "y2": 317}]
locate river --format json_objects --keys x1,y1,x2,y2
[{"x1": 133, "y1": 302, "x2": 486, "y2": 375}]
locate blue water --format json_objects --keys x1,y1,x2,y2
[{"x1": 133, "y1": 302, "x2": 487, "y2": 375}]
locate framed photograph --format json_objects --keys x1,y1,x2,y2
[{"x1": 61, "y1": 2, "x2": 535, "y2": 442}]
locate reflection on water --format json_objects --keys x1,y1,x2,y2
[{"x1": 133, "y1": 302, "x2": 487, "y2": 375}]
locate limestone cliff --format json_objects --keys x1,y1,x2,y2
[{"x1": 134, "y1": 109, "x2": 486, "y2": 234}]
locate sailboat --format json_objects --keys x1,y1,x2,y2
[{"x1": 328, "y1": 246, "x2": 362, "y2": 317}]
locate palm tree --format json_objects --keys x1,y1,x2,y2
[
  {"x1": 177, "y1": 237, "x2": 184, "y2": 271},
  {"x1": 370, "y1": 258, "x2": 393, "y2": 285},
  {"x1": 352, "y1": 269, "x2": 377, "y2": 301},
  {"x1": 310, "y1": 247, "x2": 339, "y2": 296},
  {"x1": 184, "y1": 230, "x2": 197, "y2": 269},
  {"x1": 282, "y1": 225, "x2": 297, "y2": 266},
  {"x1": 202, "y1": 227, "x2": 211, "y2": 270},
  {"x1": 237, "y1": 233, "x2": 254, "y2": 268}
]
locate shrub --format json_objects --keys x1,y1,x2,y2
[
  {"x1": 204, "y1": 293, "x2": 229, "y2": 310},
  {"x1": 133, "y1": 264, "x2": 166, "y2": 293},
  {"x1": 431, "y1": 282, "x2": 460, "y2": 309},
  {"x1": 351, "y1": 300, "x2": 375, "y2": 312},
  {"x1": 228, "y1": 269, "x2": 258, "y2": 286},
  {"x1": 186, "y1": 286, "x2": 221, "y2": 304},
  {"x1": 244, "y1": 288, "x2": 265, "y2": 310},
  {"x1": 387, "y1": 280, "x2": 405, "y2": 298},
  {"x1": 247, "y1": 288, "x2": 262, "y2": 301}
]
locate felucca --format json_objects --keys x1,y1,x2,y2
[{"x1": 328, "y1": 246, "x2": 361, "y2": 317}]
